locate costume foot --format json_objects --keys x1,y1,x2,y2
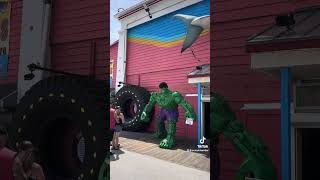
[
  {"x1": 159, "y1": 135, "x2": 175, "y2": 149},
  {"x1": 153, "y1": 131, "x2": 167, "y2": 139}
]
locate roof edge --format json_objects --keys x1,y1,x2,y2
[
  {"x1": 114, "y1": 0, "x2": 160, "y2": 20},
  {"x1": 110, "y1": 40, "x2": 119, "y2": 47},
  {"x1": 187, "y1": 74, "x2": 210, "y2": 78},
  {"x1": 246, "y1": 38, "x2": 320, "y2": 53}
]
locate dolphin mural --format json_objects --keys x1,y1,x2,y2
[{"x1": 173, "y1": 14, "x2": 210, "y2": 53}]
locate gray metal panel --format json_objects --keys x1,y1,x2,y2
[
  {"x1": 17, "y1": 0, "x2": 51, "y2": 101},
  {"x1": 247, "y1": 6, "x2": 320, "y2": 44},
  {"x1": 188, "y1": 64, "x2": 210, "y2": 76}
]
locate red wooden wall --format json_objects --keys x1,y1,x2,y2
[
  {"x1": 0, "y1": 0, "x2": 108, "y2": 85},
  {"x1": 51, "y1": 0, "x2": 108, "y2": 80},
  {"x1": 109, "y1": 40, "x2": 202, "y2": 138},
  {"x1": 126, "y1": 25, "x2": 210, "y2": 138},
  {"x1": 212, "y1": 0, "x2": 320, "y2": 179}
]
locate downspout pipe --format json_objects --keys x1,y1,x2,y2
[
  {"x1": 281, "y1": 67, "x2": 291, "y2": 180},
  {"x1": 198, "y1": 82, "x2": 201, "y2": 145},
  {"x1": 40, "y1": 0, "x2": 52, "y2": 80}
]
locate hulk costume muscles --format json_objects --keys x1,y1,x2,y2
[
  {"x1": 141, "y1": 82, "x2": 196, "y2": 149},
  {"x1": 211, "y1": 93, "x2": 277, "y2": 180}
]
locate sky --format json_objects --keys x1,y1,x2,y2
[{"x1": 110, "y1": 0, "x2": 145, "y2": 44}]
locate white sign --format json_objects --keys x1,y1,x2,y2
[{"x1": 185, "y1": 118, "x2": 194, "y2": 125}]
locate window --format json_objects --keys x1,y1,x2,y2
[{"x1": 295, "y1": 80, "x2": 320, "y2": 112}]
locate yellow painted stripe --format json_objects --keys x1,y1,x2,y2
[{"x1": 128, "y1": 30, "x2": 209, "y2": 48}]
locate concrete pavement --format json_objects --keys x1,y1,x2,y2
[{"x1": 110, "y1": 149, "x2": 210, "y2": 180}]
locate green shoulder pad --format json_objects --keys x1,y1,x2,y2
[
  {"x1": 172, "y1": 91, "x2": 183, "y2": 103},
  {"x1": 150, "y1": 92, "x2": 157, "y2": 100}
]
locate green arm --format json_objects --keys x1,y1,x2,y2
[
  {"x1": 173, "y1": 92, "x2": 197, "y2": 121},
  {"x1": 211, "y1": 93, "x2": 277, "y2": 180},
  {"x1": 144, "y1": 92, "x2": 157, "y2": 114},
  {"x1": 98, "y1": 156, "x2": 110, "y2": 180},
  {"x1": 222, "y1": 121, "x2": 253, "y2": 158},
  {"x1": 141, "y1": 92, "x2": 157, "y2": 122}
]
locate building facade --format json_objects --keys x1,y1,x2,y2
[
  {"x1": 113, "y1": 0, "x2": 210, "y2": 139},
  {"x1": 213, "y1": 0, "x2": 320, "y2": 179}
]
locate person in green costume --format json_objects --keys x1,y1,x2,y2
[
  {"x1": 211, "y1": 92, "x2": 277, "y2": 180},
  {"x1": 140, "y1": 82, "x2": 196, "y2": 149}
]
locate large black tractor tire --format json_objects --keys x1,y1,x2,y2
[
  {"x1": 115, "y1": 85, "x2": 154, "y2": 132},
  {"x1": 110, "y1": 89, "x2": 116, "y2": 109},
  {"x1": 10, "y1": 76, "x2": 109, "y2": 180}
]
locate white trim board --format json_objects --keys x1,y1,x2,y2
[
  {"x1": 18, "y1": 0, "x2": 51, "y2": 101},
  {"x1": 251, "y1": 48, "x2": 320, "y2": 70},
  {"x1": 115, "y1": 30, "x2": 128, "y2": 92},
  {"x1": 291, "y1": 113, "x2": 320, "y2": 125},
  {"x1": 115, "y1": 0, "x2": 156, "y2": 19},
  {"x1": 185, "y1": 94, "x2": 211, "y2": 101},
  {"x1": 241, "y1": 103, "x2": 280, "y2": 110},
  {"x1": 118, "y1": 0, "x2": 202, "y2": 30},
  {"x1": 201, "y1": 96, "x2": 210, "y2": 102},
  {"x1": 185, "y1": 94, "x2": 198, "y2": 97},
  {"x1": 188, "y1": 76, "x2": 210, "y2": 84},
  {"x1": 241, "y1": 103, "x2": 294, "y2": 111}
]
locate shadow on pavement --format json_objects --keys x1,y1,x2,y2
[{"x1": 110, "y1": 149, "x2": 125, "y2": 161}]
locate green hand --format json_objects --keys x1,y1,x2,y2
[
  {"x1": 140, "y1": 112, "x2": 150, "y2": 123},
  {"x1": 185, "y1": 111, "x2": 196, "y2": 121}
]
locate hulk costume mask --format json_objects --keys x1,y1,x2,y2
[{"x1": 140, "y1": 82, "x2": 196, "y2": 149}]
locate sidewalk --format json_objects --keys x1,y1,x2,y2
[
  {"x1": 110, "y1": 149, "x2": 210, "y2": 180},
  {"x1": 115, "y1": 131, "x2": 210, "y2": 172}
]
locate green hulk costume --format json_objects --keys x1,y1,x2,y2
[
  {"x1": 141, "y1": 82, "x2": 196, "y2": 149},
  {"x1": 211, "y1": 93, "x2": 277, "y2": 180}
]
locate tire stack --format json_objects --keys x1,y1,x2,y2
[{"x1": 9, "y1": 76, "x2": 109, "y2": 180}]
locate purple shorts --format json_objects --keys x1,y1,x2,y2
[{"x1": 157, "y1": 108, "x2": 179, "y2": 123}]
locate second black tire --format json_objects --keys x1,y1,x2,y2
[{"x1": 114, "y1": 85, "x2": 153, "y2": 131}]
